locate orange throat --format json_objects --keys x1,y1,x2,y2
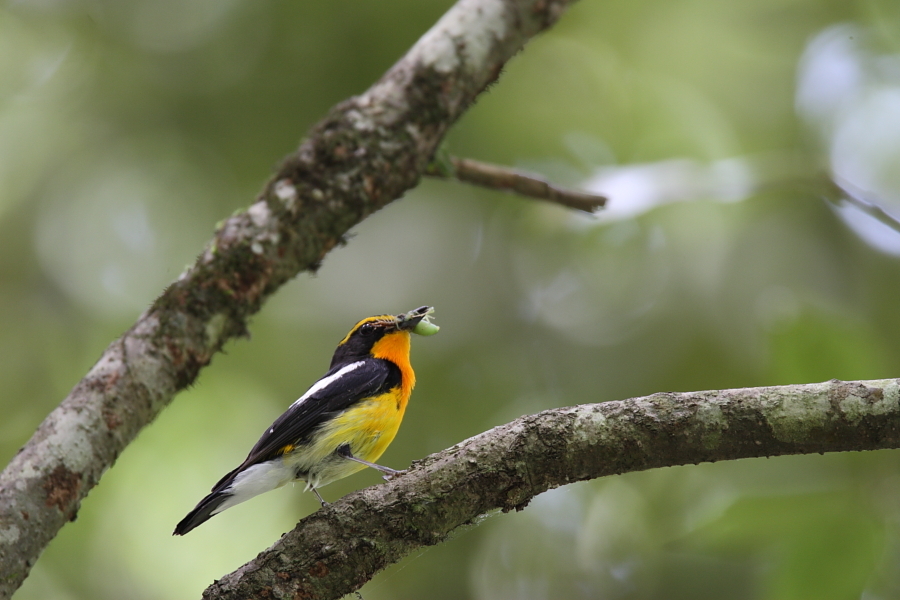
[{"x1": 370, "y1": 331, "x2": 415, "y2": 403}]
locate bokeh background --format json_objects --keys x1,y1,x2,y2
[{"x1": 4, "y1": 0, "x2": 900, "y2": 598}]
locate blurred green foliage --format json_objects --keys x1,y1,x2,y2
[{"x1": 3, "y1": 0, "x2": 900, "y2": 598}]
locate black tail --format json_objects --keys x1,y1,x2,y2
[{"x1": 173, "y1": 491, "x2": 232, "y2": 535}]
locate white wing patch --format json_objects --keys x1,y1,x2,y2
[{"x1": 289, "y1": 360, "x2": 365, "y2": 409}]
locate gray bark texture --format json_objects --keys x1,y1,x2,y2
[
  {"x1": 0, "y1": 0, "x2": 576, "y2": 597},
  {"x1": 204, "y1": 379, "x2": 900, "y2": 600}
]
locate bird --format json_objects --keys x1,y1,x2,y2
[{"x1": 173, "y1": 306, "x2": 439, "y2": 535}]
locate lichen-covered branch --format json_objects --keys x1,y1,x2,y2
[
  {"x1": 203, "y1": 379, "x2": 900, "y2": 600},
  {"x1": 0, "y1": 1, "x2": 578, "y2": 596}
]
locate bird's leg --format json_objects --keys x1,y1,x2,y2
[
  {"x1": 336, "y1": 444, "x2": 407, "y2": 481},
  {"x1": 311, "y1": 487, "x2": 328, "y2": 506}
]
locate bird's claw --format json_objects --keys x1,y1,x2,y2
[{"x1": 381, "y1": 469, "x2": 408, "y2": 481}]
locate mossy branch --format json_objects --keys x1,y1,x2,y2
[{"x1": 203, "y1": 378, "x2": 900, "y2": 600}]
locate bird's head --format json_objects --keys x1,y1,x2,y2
[{"x1": 330, "y1": 306, "x2": 437, "y2": 367}]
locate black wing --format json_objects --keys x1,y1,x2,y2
[{"x1": 213, "y1": 358, "x2": 399, "y2": 488}]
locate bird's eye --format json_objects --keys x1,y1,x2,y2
[{"x1": 359, "y1": 323, "x2": 375, "y2": 336}]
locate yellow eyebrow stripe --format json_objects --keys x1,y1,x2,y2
[{"x1": 337, "y1": 315, "x2": 394, "y2": 346}]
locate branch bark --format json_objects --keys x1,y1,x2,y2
[
  {"x1": 204, "y1": 378, "x2": 900, "y2": 600},
  {"x1": 0, "y1": 0, "x2": 577, "y2": 596}
]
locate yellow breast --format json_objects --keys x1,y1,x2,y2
[
  {"x1": 323, "y1": 388, "x2": 407, "y2": 461},
  {"x1": 285, "y1": 387, "x2": 408, "y2": 488}
]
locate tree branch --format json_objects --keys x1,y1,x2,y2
[
  {"x1": 203, "y1": 378, "x2": 900, "y2": 600},
  {"x1": 826, "y1": 176, "x2": 900, "y2": 234},
  {"x1": 0, "y1": 0, "x2": 578, "y2": 596},
  {"x1": 425, "y1": 155, "x2": 607, "y2": 212}
]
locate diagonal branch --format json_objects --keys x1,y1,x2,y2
[
  {"x1": 0, "y1": 1, "x2": 579, "y2": 596},
  {"x1": 204, "y1": 378, "x2": 900, "y2": 600}
]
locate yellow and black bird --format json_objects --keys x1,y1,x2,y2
[{"x1": 173, "y1": 306, "x2": 438, "y2": 535}]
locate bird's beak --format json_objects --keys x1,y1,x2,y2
[{"x1": 396, "y1": 306, "x2": 432, "y2": 330}]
